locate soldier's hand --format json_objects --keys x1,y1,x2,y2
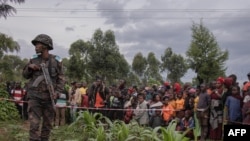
[{"x1": 28, "y1": 64, "x2": 40, "y2": 71}]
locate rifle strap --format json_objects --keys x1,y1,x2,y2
[{"x1": 48, "y1": 55, "x2": 52, "y2": 77}]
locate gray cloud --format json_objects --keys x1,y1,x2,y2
[
  {"x1": 95, "y1": 0, "x2": 250, "y2": 84},
  {"x1": 116, "y1": 21, "x2": 191, "y2": 51},
  {"x1": 54, "y1": 2, "x2": 62, "y2": 7},
  {"x1": 96, "y1": 0, "x2": 130, "y2": 27},
  {"x1": 65, "y1": 26, "x2": 75, "y2": 32}
]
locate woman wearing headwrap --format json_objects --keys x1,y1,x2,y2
[{"x1": 209, "y1": 77, "x2": 224, "y2": 141}]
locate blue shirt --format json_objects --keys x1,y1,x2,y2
[{"x1": 225, "y1": 96, "x2": 242, "y2": 121}]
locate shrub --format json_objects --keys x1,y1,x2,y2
[{"x1": 0, "y1": 83, "x2": 20, "y2": 121}]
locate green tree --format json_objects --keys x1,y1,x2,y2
[
  {"x1": 88, "y1": 29, "x2": 130, "y2": 84},
  {"x1": 0, "y1": 33, "x2": 20, "y2": 58},
  {"x1": 0, "y1": 55, "x2": 25, "y2": 81},
  {"x1": 65, "y1": 29, "x2": 130, "y2": 84},
  {"x1": 112, "y1": 54, "x2": 130, "y2": 83},
  {"x1": 66, "y1": 39, "x2": 91, "y2": 82},
  {"x1": 0, "y1": 33, "x2": 22, "y2": 82},
  {"x1": 132, "y1": 52, "x2": 147, "y2": 80},
  {"x1": 125, "y1": 71, "x2": 141, "y2": 87},
  {"x1": 161, "y1": 47, "x2": 188, "y2": 83},
  {"x1": 62, "y1": 58, "x2": 69, "y2": 81},
  {"x1": 67, "y1": 55, "x2": 83, "y2": 81},
  {"x1": 144, "y1": 52, "x2": 162, "y2": 84},
  {"x1": 186, "y1": 21, "x2": 228, "y2": 84},
  {"x1": 0, "y1": 0, "x2": 25, "y2": 19}
]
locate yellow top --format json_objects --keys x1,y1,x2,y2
[
  {"x1": 175, "y1": 98, "x2": 185, "y2": 110},
  {"x1": 194, "y1": 96, "x2": 199, "y2": 111},
  {"x1": 79, "y1": 87, "x2": 87, "y2": 95}
]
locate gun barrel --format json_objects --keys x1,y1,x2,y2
[{"x1": 40, "y1": 63, "x2": 56, "y2": 113}]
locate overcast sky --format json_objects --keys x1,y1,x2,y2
[{"x1": 1, "y1": 0, "x2": 250, "y2": 85}]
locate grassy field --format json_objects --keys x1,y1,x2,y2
[{"x1": 0, "y1": 120, "x2": 29, "y2": 141}]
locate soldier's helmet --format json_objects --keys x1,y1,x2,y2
[{"x1": 31, "y1": 34, "x2": 53, "y2": 50}]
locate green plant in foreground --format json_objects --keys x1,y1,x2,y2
[
  {"x1": 0, "y1": 84, "x2": 20, "y2": 121},
  {"x1": 153, "y1": 120, "x2": 191, "y2": 141},
  {"x1": 193, "y1": 112, "x2": 201, "y2": 141},
  {"x1": 51, "y1": 111, "x2": 193, "y2": 141}
]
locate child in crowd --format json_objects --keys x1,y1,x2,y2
[
  {"x1": 133, "y1": 93, "x2": 149, "y2": 126},
  {"x1": 148, "y1": 94, "x2": 163, "y2": 119},
  {"x1": 162, "y1": 96, "x2": 174, "y2": 126},
  {"x1": 55, "y1": 92, "x2": 67, "y2": 128},
  {"x1": 109, "y1": 90, "x2": 122, "y2": 121},
  {"x1": 149, "y1": 107, "x2": 164, "y2": 129},
  {"x1": 196, "y1": 83, "x2": 210, "y2": 141},
  {"x1": 175, "y1": 92, "x2": 185, "y2": 120},
  {"x1": 179, "y1": 110, "x2": 195, "y2": 139},
  {"x1": 123, "y1": 95, "x2": 135, "y2": 124},
  {"x1": 224, "y1": 86, "x2": 243, "y2": 124}
]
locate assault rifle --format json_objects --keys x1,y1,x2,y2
[{"x1": 40, "y1": 63, "x2": 56, "y2": 113}]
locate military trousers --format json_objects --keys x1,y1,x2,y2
[{"x1": 28, "y1": 99, "x2": 55, "y2": 141}]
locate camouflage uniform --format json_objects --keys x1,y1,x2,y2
[{"x1": 23, "y1": 34, "x2": 64, "y2": 141}]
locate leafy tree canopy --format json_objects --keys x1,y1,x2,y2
[{"x1": 186, "y1": 20, "x2": 228, "y2": 84}]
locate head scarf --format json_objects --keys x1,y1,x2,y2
[
  {"x1": 216, "y1": 77, "x2": 224, "y2": 84},
  {"x1": 174, "y1": 82, "x2": 181, "y2": 93},
  {"x1": 188, "y1": 88, "x2": 196, "y2": 94}
]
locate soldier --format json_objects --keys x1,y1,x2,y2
[{"x1": 22, "y1": 34, "x2": 65, "y2": 141}]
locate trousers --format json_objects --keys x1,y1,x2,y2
[{"x1": 28, "y1": 99, "x2": 55, "y2": 141}]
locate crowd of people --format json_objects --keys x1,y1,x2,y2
[
  {"x1": 66, "y1": 74, "x2": 250, "y2": 141},
  {"x1": 5, "y1": 73, "x2": 250, "y2": 141}
]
